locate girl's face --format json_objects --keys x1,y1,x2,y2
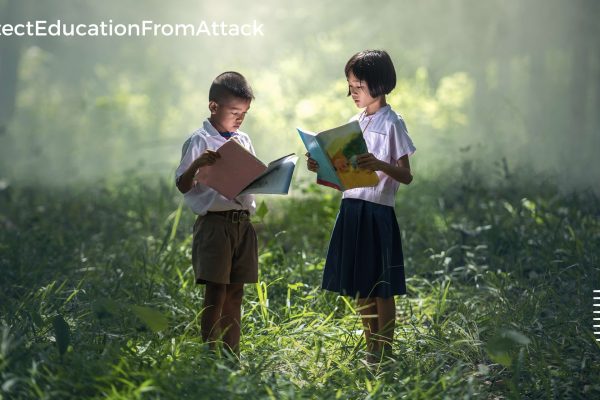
[{"x1": 347, "y1": 71, "x2": 377, "y2": 109}]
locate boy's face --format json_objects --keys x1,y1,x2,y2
[
  {"x1": 347, "y1": 71, "x2": 376, "y2": 109},
  {"x1": 209, "y1": 97, "x2": 251, "y2": 133}
]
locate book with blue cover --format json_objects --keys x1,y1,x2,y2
[{"x1": 297, "y1": 120, "x2": 379, "y2": 191}]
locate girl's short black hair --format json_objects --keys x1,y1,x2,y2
[
  {"x1": 209, "y1": 71, "x2": 255, "y2": 103},
  {"x1": 345, "y1": 50, "x2": 396, "y2": 98}
]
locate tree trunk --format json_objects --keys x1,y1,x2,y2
[
  {"x1": 591, "y1": 3, "x2": 600, "y2": 144},
  {"x1": 0, "y1": 0, "x2": 22, "y2": 135},
  {"x1": 569, "y1": 3, "x2": 591, "y2": 140}
]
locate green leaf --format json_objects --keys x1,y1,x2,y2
[
  {"x1": 52, "y1": 314, "x2": 71, "y2": 356},
  {"x1": 503, "y1": 329, "x2": 531, "y2": 345},
  {"x1": 30, "y1": 311, "x2": 44, "y2": 327},
  {"x1": 255, "y1": 201, "x2": 269, "y2": 220},
  {"x1": 486, "y1": 335, "x2": 514, "y2": 367},
  {"x1": 92, "y1": 298, "x2": 121, "y2": 319},
  {"x1": 130, "y1": 305, "x2": 168, "y2": 332},
  {"x1": 486, "y1": 329, "x2": 530, "y2": 367},
  {"x1": 168, "y1": 201, "x2": 183, "y2": 243}
]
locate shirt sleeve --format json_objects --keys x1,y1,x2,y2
[
  {"x1": 248, "y1": 139, "x2": 256, "y2": 156},
  {"x1": 175, "y1": 135, "x2": 206, "y2": 181},
  {"x1": 390, "y1": 117, "x2": 416, "y2": 161},
  {"x1": 236, "y1": 133, "x2": 256, "y2": 155}
]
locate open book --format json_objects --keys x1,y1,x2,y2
[
  {"x1": 193, "y1": 139, "x2": 298, "y2": 200},
  {"x1": 297, "y1": 120, "x2": 379, "y2": 191}
]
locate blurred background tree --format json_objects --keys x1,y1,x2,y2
[{"x1": 0, "y1": 0, "x2": 598, "y2": 189}]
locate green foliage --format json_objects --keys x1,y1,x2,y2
[
  {"x1": 130, "y1": 306, "x2": 169, "y2": 333},
  {"x1": 486, "y1": 329, "x2": 531, "y2": 367},
  {"x1": 1, "y1": 0, "x2": 599, "y2": 192},
  {"x1": 51, "y1": 315, "x2": 71, "y2": 356},
  {"x1": 254, "y1": 200, "x2": 269, "y2": 221},
  {"x1": 1, "y1": 168, "x2": 599, "y2": 398}
]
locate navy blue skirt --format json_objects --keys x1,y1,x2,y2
[{"x1": 322, "y1": 198, "x2": 406, "y2": 298}]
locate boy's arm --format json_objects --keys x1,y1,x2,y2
[
  {"x1": 176, "y1": 150, "x2": 220, "y2": 194},
  {"x1": 356, "y1": 153, "x2": 413, "y2": 185}
]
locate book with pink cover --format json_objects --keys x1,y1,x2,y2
[{"x1": 193, "y1": 139, "x2": 298, "y2": 200}]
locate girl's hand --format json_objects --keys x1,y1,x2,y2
[
  {"x1": 356, "y1": 153, "x2": 384, "y2": 171},
  {"x1": 195, "y1": 149, "x2": 220, "y2": 168},
  {"x1": 305, "y1": 152, "x2": 319, "y2": 172}
]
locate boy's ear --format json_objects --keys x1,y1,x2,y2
[{"x1": 208, "y1": 101, "x2": 218, "y2": 115}]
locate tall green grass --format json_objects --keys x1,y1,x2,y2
[{"x1": 1, "y1": 171, "x2": 599, "y2": 399}]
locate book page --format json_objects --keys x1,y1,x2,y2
[
  {"x1": 315, "y1": 120, "x2": 379, "y2": 189},
  {"x1": 297, "y1": 128, "x2": 342, "y2": 190},
  {"x1": 194, "y1": 139, "x2": 266, "y2": 200},
  {"x1": 239, "y1": 154, "x2": 298, "y2": 195}
]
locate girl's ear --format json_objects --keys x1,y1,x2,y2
[{"x1": 208, "y1": 101, "x2": 218, "y2": 114}]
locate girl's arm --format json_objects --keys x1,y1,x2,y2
[
  {"x1": 356, "y1": 153, "x2": 413, "y2": 185},
  {"x1": 305, "y1": 152, "x2": 319, "y2": 172}
]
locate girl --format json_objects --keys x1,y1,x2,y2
[{"x1": 306, "y1": 50, "x2": 415, "y2": 363}]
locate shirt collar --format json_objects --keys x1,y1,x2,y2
[
  {"x1": 359, "y1": 104, "x2": 390, "y2": 123},
  {"x1": 203, "y1": 119, "x2": 239, "y2": 138},
  {"x1": 367, "y1": 104, "x2": 390, "y2": 118}
]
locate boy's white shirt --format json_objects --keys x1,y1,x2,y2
[
  {"x1": 342, "y1": 105, "x2": 416, "y2": 207},
  {"x1": 176, "y1": 119, "x2": 257, "y2": 215}
]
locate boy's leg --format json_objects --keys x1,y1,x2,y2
[
  {"x1": 357, "y1": 297, "x2": 379, "y2": 358},
  {"x1": 202, "y1": 283, "x2": 227, "y2": 349},
  {"x1": 221, "y1": 283, "x2": 244, "y2": 355},
  {"x1": 375, "y1": 296, "x2": 396, "y2": 357}
]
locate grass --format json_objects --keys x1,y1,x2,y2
[{"x1": 1, "y1": 170, "x2": 599, "y2": 399}]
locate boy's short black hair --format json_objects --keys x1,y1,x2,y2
[
  {"x1": 209, "y1": 71, "x2": 254, "y2": 103},
  {"x1": 345, "y1": 50, "x2": 396, "y2": 98}
]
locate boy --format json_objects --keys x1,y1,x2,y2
[{"x1": 175, "y1": 71, "x2": 258, "y2": 357}]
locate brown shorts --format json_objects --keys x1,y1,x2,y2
[{"x1": 192, "y1": 210, "x2": 258, "y2": 285}]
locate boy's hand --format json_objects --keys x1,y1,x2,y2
[
  {"x1": 356, "y1": 153, "x2": 384, "y2": 171},
  {"x1": 195, "y1": 150, "x2": 220, "y2": 168},
  {"x1": 305, "y1": 152, "x2": 319, "y2": 172}
]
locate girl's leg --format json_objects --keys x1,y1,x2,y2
[
  {"x1": 202, "y1": 283, "x2": 227, "y2": 349},
  {"x1": 357, "y1": 297, "x2": 379, "y2": 358},
  {"x1": 221, "y1": 283, "x2": 245, "y2": 356},
  {"x1": 375, "y1": 296, "x2": 396, "y2": 357}
]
